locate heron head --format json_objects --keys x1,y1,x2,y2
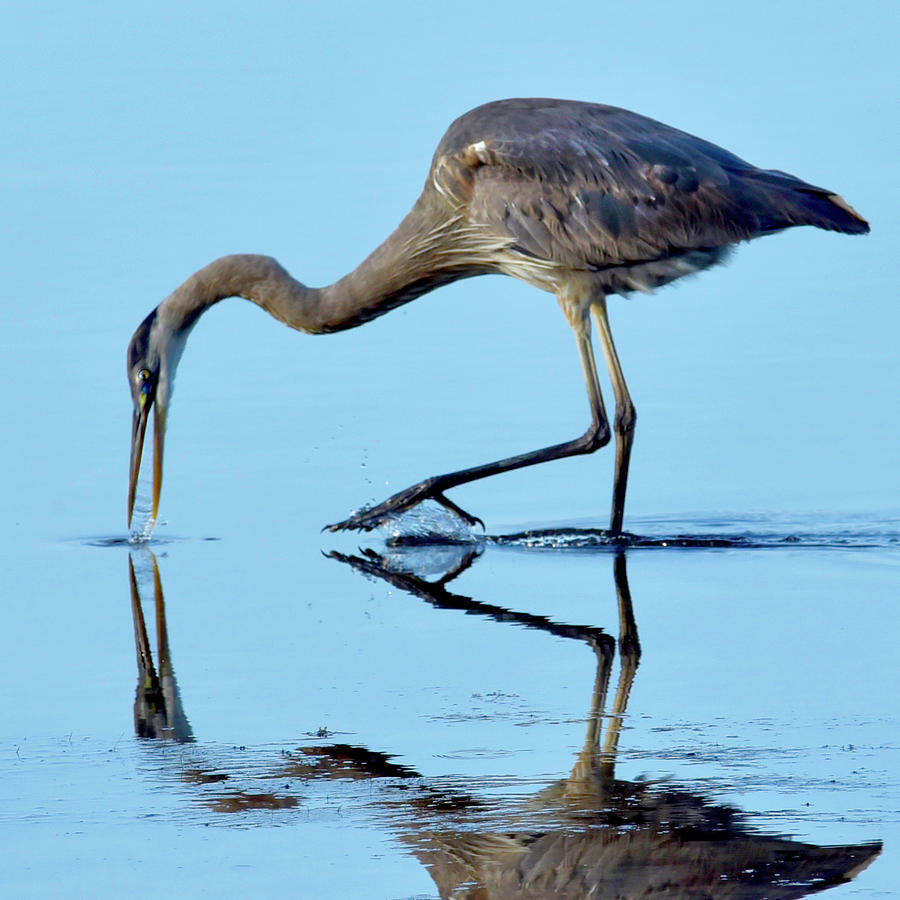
[{"x1": 127, "y1": 308, "x2": 172, "y2": 530}]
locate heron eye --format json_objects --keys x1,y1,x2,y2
[{"x1": 138, "y1": 368, "x2": 151, "y2": 383}]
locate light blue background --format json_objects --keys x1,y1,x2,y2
[
  {"x1": 2, "y1": 0, "x2": 896, "y2": 541},
  {"x1": 1, "y1": 1, "x2": 896, "y2": 897}
]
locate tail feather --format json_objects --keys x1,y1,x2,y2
[
  {"x1": 810, "y1": 189, "x2": 870, "y2": 233},
  {"x1": 748, "y1": 168, "x2": 870, "y2": 235}
]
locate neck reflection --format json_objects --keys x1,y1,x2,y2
[{"x1": 126, "y1": 547, "x2": 880, "y2": 896}]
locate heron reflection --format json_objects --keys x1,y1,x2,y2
[
  {"x1": 127, "y1": 549, "x2": 880, "y2": 896},
  {"x1": 128, "y1": 551, "x2": 193, "y2": 743}
]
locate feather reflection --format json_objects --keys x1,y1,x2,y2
[
  {"x1": 127, "y1": 548, "x2": 880, "y2": 895},
  {"x1": 329, "y1": 548, "x2": 878, "y2": 897}
]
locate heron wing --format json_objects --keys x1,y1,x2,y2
[{"x1": 431, "y1": 99, "x2": 858, "y2": 272}]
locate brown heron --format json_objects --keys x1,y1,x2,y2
[{"x1": 127, "y1": 98, "x2": 868, "y2": 534}]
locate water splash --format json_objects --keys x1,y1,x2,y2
[
  {"x1": 129, "y1": 516, "x2": 157, "y2": 544},
  {"x1": 375, "y1": 500, "x2": 482, "y2": 545},
  {"x1": 128, "y1": 453, "x2": 158, "y2": 542}
]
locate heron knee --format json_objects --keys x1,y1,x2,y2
[
  {"x1": 615, "y1": 403, "x2": 636, "y2": 436},
  {"x1": 580, "y1": 418, "x2": 612, "y2": 453}
]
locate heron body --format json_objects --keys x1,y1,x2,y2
[{"x1": 127, "y1": 98, "x2": 868, "y2": 533}]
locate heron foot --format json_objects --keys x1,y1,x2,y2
[{"x1": 325, "y1": 479, "x2": 484, "y2": 533}]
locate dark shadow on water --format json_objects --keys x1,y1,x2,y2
[{"x1": 127, "y1": 548, "x2": 881, "y2": 896}]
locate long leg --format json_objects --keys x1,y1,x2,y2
[
  {"x1": 591, "y1": 298, "x2": 636, "y2": 535},
  {"x1": 327, "y1": 313, "x2": 612, "y2": 532}
]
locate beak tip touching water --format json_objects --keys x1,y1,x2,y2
[
  {"x1": 152, "y1": 402, "x2": 164, "y2": 522},
  {"x1": 128, "y1": 401, "x2": 165, "y2": 533}
]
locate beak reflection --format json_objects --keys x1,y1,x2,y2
[
  {"x1": 128, "y1": 548, "x2": 882, "y2": 895},
  {"x1": 128, "y1": 550, "x2": 193, "y2": 742}
]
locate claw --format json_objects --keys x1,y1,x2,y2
[
  {"x1": 324, "y1": 507, "x2": 390, "y2": 533},
  {"x1": 433, "y1": 492, "x2": 484, "y2": 530}
]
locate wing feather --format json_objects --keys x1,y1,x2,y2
[{"x1": 430, "y1": 99, "x2": 867, "y2": 276}]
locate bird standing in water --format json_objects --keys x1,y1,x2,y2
[{"x1": 127, "y1": 98, "x2": 868, "y2": 534}]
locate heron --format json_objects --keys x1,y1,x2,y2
[{"x1": 127, "y1": 98, "x2": 868, "y2": 534}]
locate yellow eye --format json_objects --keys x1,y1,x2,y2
[{"x1": 138, "y1": 368, "x2": 151, "y2": 383}]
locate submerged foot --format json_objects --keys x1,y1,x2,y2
[{"x1": 325, "y1": 479, "x2": 484, "y2": 533}]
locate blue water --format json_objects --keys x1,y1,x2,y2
[
  {"x1": 3, "y1": 522, "x2": 897, "y2": 897},
  {"x1": 1, "y1": 0, "x2": 897, "y2": 895}
]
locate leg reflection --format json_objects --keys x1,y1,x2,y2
[{"x1": 127, "y1": 549, "x2": 881, "y2": 896}]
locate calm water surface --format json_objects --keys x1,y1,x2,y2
[
  {"x1": 2, "y1": 517, "x2": 897, "y2": 897},
  {"x1": 2, "y1": 1, "x2": 897, "y2": 896}
]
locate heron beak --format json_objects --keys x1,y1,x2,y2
[
  {"x1": 128, "y1": 395, "x2": 167, "y2": 529},
  {"x1": 128, "y1": 403, "x2": 149, "y2": 528},
  {"x1": 152, "y1": 401, "x2": 166, "y2": 523}
]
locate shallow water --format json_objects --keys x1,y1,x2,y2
[
  {"x1": 2, "y1": 1, "x2": 898, "y2": 896},
  {"x1": 3, "y1": 515, "x2": 897, "y2": 897}
]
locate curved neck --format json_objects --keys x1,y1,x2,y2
[{"x1": 157, "y1": 195, "x2": 487, "y2": 339}]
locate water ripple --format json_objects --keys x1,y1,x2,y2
[
  {"x1": 385, "y1": 511, "x2": 900, "y2": 552},
  {"x1": 487, "y1": 526, "x2": 899, "y2": 551}
]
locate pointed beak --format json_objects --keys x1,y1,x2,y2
[
  {"x1": 128, "y1": 404, "x2": 149, "y2": 527},
  {"x1": 128, "y1": 394, "x2": 167, "y2": 529},
  {"x1": 153, "y1": 402, "x2": 166, "y2": 522}
]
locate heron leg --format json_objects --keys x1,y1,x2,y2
[
  {"x1": 591, "y1": 298, "x2": 636, "y2": 535},
  {"x1": 326, "y1": 314, "x2": 612, "y2": 532}
]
